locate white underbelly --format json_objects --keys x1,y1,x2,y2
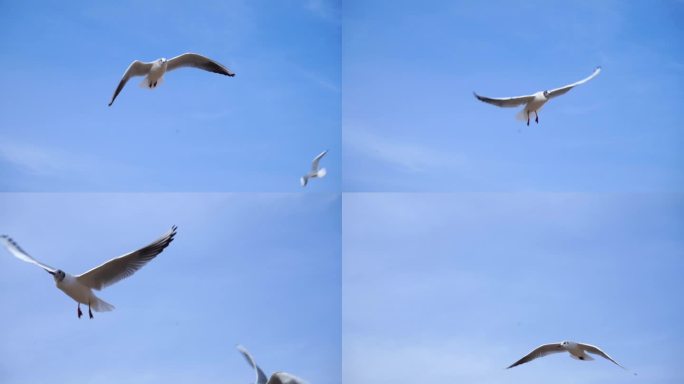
[{"x1": 57, "y1": 281, "x2": 95, "y2": 304}]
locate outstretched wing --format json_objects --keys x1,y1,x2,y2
[
  {"x1": 76, "y1": 226, "x2": 177, "y2": 290},
  {"x1": 237, "y1": 345, "x2": 269, "y2": 384},
  {"x1": 0, "y1": 235, "x2": 57, "y2": 273},
  {"x1": 167, "y1": 53, "x2": 235, "y2": 76},
  {"x1": 109, "y1": 60, "x2": 153, "y2": 106},
  {"x1": 507, "y1": 343, "x2": 565, "y2": 369},
  {"x1": 473, "y1": 92, "x2": 536, "y2": 108},
  {"x1": 269, "y1": 372, "x2": 307, "y2": 384},
  {"x1": 546, "y1": 66, "x2": 601, "y2": 99},
  {"x1": 311, "y1": 150, "x2": 328, "y2": 171},
  {"x1": 579, "y1": 342, "x2": 626, "y2": 369}
]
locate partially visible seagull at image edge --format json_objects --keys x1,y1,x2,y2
[
  {"x1": 0, "y1": 226, "x2": 177, "y2": 318},
  {"x1": 237, "y1": 344, "x2": 307, "y2": 384},
  {"x1": 474, "y1": 66, "x2": 601, "y2": 125},
  {"x1": 301, "y1": 150, "x2": 328, "y2": 187},
  {"x1": 108, "y1": 53, "x2": 235, "y2": 106},
  {"x1": 507, "y1": 341, "x2": 632, "y2": 372}
]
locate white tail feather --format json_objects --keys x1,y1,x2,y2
[
  {"x1": 139, "y1": 76, "x2": 163, "y2": 89},
  {"x1": 516, "y1": 108, "x2": 529, "y2": 121},
  {"x1": 91, "y1": 297, "x2": 115, "y2": 312}
]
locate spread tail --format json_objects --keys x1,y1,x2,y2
[
  {"x1": 91, "y1": 297, "x2": 115, "y2": 312},
  {"x1": 516, "y1": 108, "x2": 529, "y2": 122}
]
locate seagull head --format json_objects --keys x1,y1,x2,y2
[
  {"x1": 159, "y1": 58, "x2": 167, "y2": 64},
  {"x1": 543, "y1": 90, "x2": 550, "y2": 98},
  {"x1": 48, "y1": 269, "x2": 65, "y2": 282}
]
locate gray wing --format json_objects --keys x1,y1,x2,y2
[
  {"x1": 507, "y1": 343, "x2": 565, "y2": 369},
  {"x1": 108, "y1": 60, "x2": 153, "y2": 106},
  {"x1": 269, "y1": 372, "x2": 307, "y2": 384},
  {"x1": 579, "y1": 342, "x2": 626, "y2": 369},
  {"x1": 166, "y1": 53, "x2": 235, "y2": 77},
  {"x1": 1, "y1": 235, "x2": 57, "y2": 273},
  {"x1": 546, "y1": 66, "x2": 601, "y2": 99},
  {"x1": 311, "y1": 150, "x2": 328, "y2": 171},
  {"x1": 473, "y1": 92, "x2": 536, "y2": 108},
  {"x1": 75, "y1": 226, "x2": 177, "y2": 290},
  {"x1": 237, "y1": 345, "x2": 269, "y2": 384}
]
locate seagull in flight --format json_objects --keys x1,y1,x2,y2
[
  {"x1": 507, "y1": 341, "x2": 627, "y2": 370},
  {"x1": 237, "y1": 345, "x2": 307, "y2": 384},
  {"x1": 301, "y1": 150, "x2": 328, "y2": 187},
  {"x1": 474, "y1": 66, "x2": 601, "y2": 125},
  {"x1": 1, "y1": 226, "x2": 177, "y2": 318},
  {"x1": 108, "y1": 53, "x2": 235, "y2": 106}
]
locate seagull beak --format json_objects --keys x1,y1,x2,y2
[{"x1": 46, "y1": 270, "x2": 56, "y2": 276}]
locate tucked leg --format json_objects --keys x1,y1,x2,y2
[
  {"x1": 535, "y1": 111, "x2": 539, "y2": 123},
  {"x1": 77, "y1": 304, "x2": 83, "y2": 318},
  {"x1": 526, "y1": 111, "x2": 530, "y2": 126},
  {"x1": 88, "y1": 302, "x2": 94, "y2": 319}
]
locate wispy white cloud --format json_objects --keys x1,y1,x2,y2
[
  {"x1": 0, "y1": 140, "x2": 87, "y2": 176},
  {"x1": 344, "y1": 127, "x2": 466, "y2": 173},
  {"x1": 303, "y1": 0, "x2": 340, "y2": 23}
]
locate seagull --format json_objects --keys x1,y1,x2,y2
[
  {"x1": 300, "y1": 150, "x2": 328, "y2": 187},
  {"x1": 507, "y1": 341, "x2": 627, "y2": 370},
  {"x1": 108, "y1": 53, "x2": 235, "y2": 106},
  {"x1": 474, "y1": 66, "x2": 601, "y2": 125},
  {"x1": 237, "y1": 345, "x2": 307, "y2": 384},
  {"x1": 1, "y1": 226, "x2": 177, "y2": 318}
]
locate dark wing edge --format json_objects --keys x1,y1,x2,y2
[
  {"x1": 0, "y1": 235, "x2": 57, "y2": 272},
  {"x1": 108, "y1": 60, "x2": 151, "y2": 106},
  {"x1": 167, "y1": 53, "x2": 235, "y2": 77},
  {"x1": 76, "y1": 226, "x2": 177, "y2": 290},
  {"x1": 506, "y1": 343, "x2": 564, "y2": 369},
  {"x1": 473, "y1": 92, "x2": 535, "y2": 108},
  {"x1": 581, "y1": 343, "x2": 627, "y2": 370}
]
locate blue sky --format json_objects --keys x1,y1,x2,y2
[
  {"x1": 343, "y1": 193, "x2": 684, "y2": 384},
  {"x1": 0, "y1": 0, "x2": 340, "y2": 192},
  {"x1": 343, "y1": 0, "x2": 683, "y2": 192},
  {"x1": 0, "y1": 193, "x2": 341, "y2": 383}
]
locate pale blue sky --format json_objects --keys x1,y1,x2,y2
[
  {"x1": 343, "y1": 193, "x2": 684, "y2": 384},
  {"x1": 343, "y1": 0, "x2": 683, "y2": 192},
  {"x1": 0, "y1": 0, "x2": 340, "y2": 192},
  {"x1": 0, "y1": 193, "x2": 340, "y2": 383}
]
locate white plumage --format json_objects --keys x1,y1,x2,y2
[
  {"x1": 301, "y1": 150, "x2": 328, "y2": 187},
  {"x1": 507, "y1": 340, "x2": 627, "y2": 370},
  {"x1": 474, "y1": 66, "x2": 601, "y2": 125},
  {"x1": 1, "y1": 226, "x2": 177, "y2": 318},
  {"x1": 108, "y1": 53, "x2": 235, "y2": 106},
  {"x1": 237, "y1": 345, "x2": 307, "y2": 384}
]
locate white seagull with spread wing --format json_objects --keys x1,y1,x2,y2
[
  {"x1": 507, "y1": 340, "x2": 627, "y2": 370},
  {"x1": 108, "y1": 53, "x2": 235, "y2": 106},
  {"x1": 237, "y1": 345, "x2": 307, "y2": 384},
  {"x1": 474, "y1": 66, "x2": 601, "y2": 125},
  {"x1": 1, "y1": 226, "x2": 177, "y2": 318},
  {"x1": 300, "y1": 150, "x2": 328, "y2": 187}
]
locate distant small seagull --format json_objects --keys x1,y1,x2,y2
[
  {"x1": 108, "y1": 53, "x2": 235, "y2": 106},
  {"x1": 237, "y1": 345, "x2": 307, "y2": 384},
  {"x1": 474, "y1": 66, "x2": 601, "y2": 125},
  {"x1": 507, "y1": 341, "x2": 627, "y2": 370},
  {"x1": 1, "y1": 226, "x2": 177, "y2": 318},
  {"x1": 301, "y1": 150, "x2": 328, "y2": 187}
]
